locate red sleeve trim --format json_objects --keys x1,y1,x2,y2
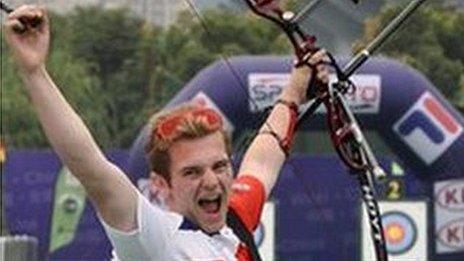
[{"x1": 228, "y1": 175, "x2": 266, "y2": 232}]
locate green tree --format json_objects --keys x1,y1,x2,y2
[
  {"x1": 1, "y1": 39, "x2": 107, "y2": 148},
  {"x1": 356, "y1": 4, "x2": 464, "y2": 109},
  {"x1": 150, "y1": 9, "x2": 290, "y2": 104},
  {"x1": 64, "y1": 7, "x2": 158, "y2": 147},
  {"x1": 67, "y1": 7, "x2": 143, "y2": 79}
]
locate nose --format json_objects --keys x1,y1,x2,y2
[{"x1": 202, "y1": 169, "x2": 219, "y2": 190}]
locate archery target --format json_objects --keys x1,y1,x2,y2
[
  {"x1": 361, "y1": 201, "x2": 427, "y2": 261},
  {"x1": 382, "y1": 211, "x2": 417, "y2": 254}
]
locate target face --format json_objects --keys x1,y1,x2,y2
[{"x1": 382, "y1": 211, "x2": 418, "y2": 255}]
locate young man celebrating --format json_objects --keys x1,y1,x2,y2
[{"x1": 4, "y1": 5, "x2": 329, "y2": 260}]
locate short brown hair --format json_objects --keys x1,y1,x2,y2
[{"x1": 145, "y1": 104, "x2": 232, "y2": 184}]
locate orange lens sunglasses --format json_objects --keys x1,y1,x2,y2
[{"x1": 155, "y1": 107, "x2": 223, "y2": 142}]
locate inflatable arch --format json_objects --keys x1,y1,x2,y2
[{"x1": 128, "y1": 56, "x2": 464, "y2": 182}]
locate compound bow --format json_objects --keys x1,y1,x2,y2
[{"x1": 241, "y1": 1, "x2": 426, "y2": 261}]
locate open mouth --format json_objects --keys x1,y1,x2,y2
[{"x1": 198, "y1": 195, "x2": 222, "y2": 214}]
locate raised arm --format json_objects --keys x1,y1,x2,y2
[
  {"x1": 4, "y1": 5, "x2": 138, "y2": 231},
  {"x1": 239, "y1": 50, "x2": 329, "y2": 198}
]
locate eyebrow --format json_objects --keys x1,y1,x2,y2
[
  {"x1": 179, "y1": 157, "x2": 230, "y2": 173},
  {"x1": 212, "y1": 159, "x2": 231, "y2": 167}
]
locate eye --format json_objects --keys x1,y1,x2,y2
[
  {"x1": 213, "y1": 160, "x2": 231, "y2": 173},
  {"x1": 182, "y1": 167, "x2": 202, "y2": 178}
]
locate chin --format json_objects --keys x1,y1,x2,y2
[
  {"x1": 203, "y1": 220, "x2": 226, "y2": 234},
  {"x1": 200, "y1": 210, "x2": 227, "y2": 233}
]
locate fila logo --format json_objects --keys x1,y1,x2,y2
[{"x1": 393, "y1": 92, "x2": 463, "y2": 165}]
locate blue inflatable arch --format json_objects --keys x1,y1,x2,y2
[{"x1": 128, "y1": 55, "x2": 464, "y2": 182}]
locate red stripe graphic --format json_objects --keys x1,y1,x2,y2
[{"x1": 424, "y1": 97, "x2": 459, "y2": 134}]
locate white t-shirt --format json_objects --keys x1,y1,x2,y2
[{"x1": 101, "y1": 175, "x2": 266, "y2": 261}]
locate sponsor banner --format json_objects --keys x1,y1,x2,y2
[
  {"x1": 248, "y1": 73, "x2": 288, "y2": 113},
  {"x1": 325, "y1": 74, "x2": 382, "y2": 114},
  {"x1": 191, "y1": 92, "x2": 235, "y2": 134},
  {"x1": 253, "y1": 201, "x2": 275, "y2": 261},
  {"x1": 248, "y1": 73, "x2": 381, "y2": 114},
  {"x1": 361, "y1": 201, "x2": 427, "y2": 261},
  {"x1": 434, "y1": 179, "x2": 464, "y2": 253},
  {"x1": 393, "y1": 92, "x2": 463, "y2": 165}
]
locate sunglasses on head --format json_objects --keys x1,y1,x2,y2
[{"x1": 154, "y1": 107, "x2": 223, "y2": 142}]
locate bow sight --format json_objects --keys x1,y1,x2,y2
[{"x1": 243, "y1": 0, "x2": 427, "y2": 260}]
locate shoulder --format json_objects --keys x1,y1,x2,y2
[{"x1": 228, "y1": 175, "x2": 266, "y2": 232}]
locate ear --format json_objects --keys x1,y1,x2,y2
[
  {"x1": 149, "y1": 171, "x2": 171, "y2": 204},
  {"x1": 150, "y1": 171, "x2": 168, "y2": 189}
]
